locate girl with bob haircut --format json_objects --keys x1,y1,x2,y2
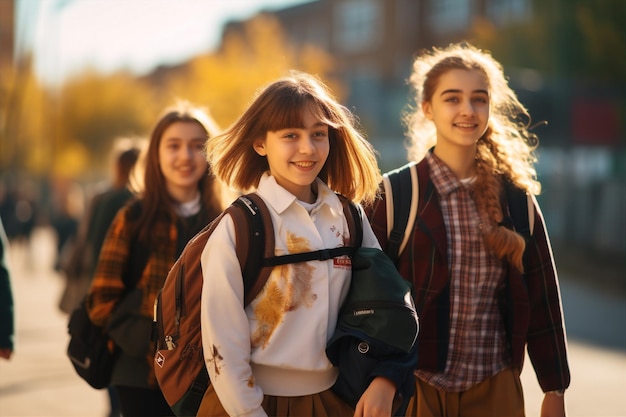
[
  {"x1": 198, "y1": 71, "x2": 407, "y2": 416},
  {"x1": 366, "y1": 43, "x2": 570, "y2": 417},
  {"x1": 87, "y1": 101, "x2": 225, "y2": 417}
]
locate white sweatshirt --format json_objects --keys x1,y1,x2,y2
[{"x1": 200, "y1": 174, "x2": 380, "y2": 417}]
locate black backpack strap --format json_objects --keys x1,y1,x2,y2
[
  {"x1": 122, "y1": 201, "x2": 150, "y2": 291},
  {"x1": 502, "y1": 180, "x2": 534, "y2": 237},
  {"x1": 382, "y1": 162, "x2": 419, "y2": 260},
  {"x1": 263, "y1": 247, "x2": 354, "y2": 266},
  {"x1": 231, "y1": 193, "x2": 364, "y2": 305},
  {"x1": 338, "y1": 194, "x2": 363, "y2": 248}
]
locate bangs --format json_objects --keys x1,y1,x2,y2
[{"x1": 261, "y1": 93, "x2": 340, "y2": 132}]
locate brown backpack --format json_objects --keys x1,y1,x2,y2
[{"x1": 153, "y1": 193, "x2": 361, "y2": 417}]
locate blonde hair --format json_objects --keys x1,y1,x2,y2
[
  {"x1": 405, "y1": 43, "x2": 541, "y2": 272},
  {"x1": 206, "y1": 71, "x2": 381, "y2": 205}
]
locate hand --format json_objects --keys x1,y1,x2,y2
[
  {"x1": 353, "y1": 376, "x2": 396, "y2": 417},
  {"x1": 540, "y1": 392, "x2": 566, "y2": 417},
  {"x1": 0, "y1": 348, "x2": 13, "y2": 360}
]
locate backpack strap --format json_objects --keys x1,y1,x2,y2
[
  {"x1": 229, "y1": 193, "x2": 364, "y2": 306},
  {"x1": 121, "y1": 201, "x2": 150, "y2": 291},
  {"x1": 502, "y1": 180, "x2": 535, "y2": 237},
  {"x1": 228, "y1": 194, "x2": 274, "y2": 307},
  {"x1": 382, "y1": 162, "x2": 419, "y2": 260},
  {"x1": 339, "y1": 194, "x2": 363, "y2": 248},
  {"x1": 261, "y1": 195, "x2": 362, "y2": 266}
]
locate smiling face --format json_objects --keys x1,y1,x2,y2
[
  {"x1": 253, "y1": 106, "x2": 330, "y2": 203},
  {"x1": 422, "y1": 68, "x2": 490, "y2": 153},
  {"x1": 158, "y1": 121, "x2": 208, "y2": 203}
]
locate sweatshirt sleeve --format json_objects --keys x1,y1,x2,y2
[{"x1": 200, "y1": 214, "x2": 267, "y2": 417}]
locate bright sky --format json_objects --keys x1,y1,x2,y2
[{"x1": 16, "y1": 0, "x2": 312, "y2": 86}]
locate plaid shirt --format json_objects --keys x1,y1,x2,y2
[
  {"x1": 87, "y1": 201, "x2": 209, "y2": 387},
  {"x1": 414, "y1": 153, "x2": 509, "y2": 391},
  {"x1": 366, "y1": 155, "x2": 570, "y2": 393},
  {"x1": 87, "y1": 205, "x2": 179, "y2": 327}
]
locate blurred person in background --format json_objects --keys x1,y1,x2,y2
[
  {"x1": 0, "y1": 215, "x2": 15, "y2": 361},
  {"x1": 59, "y1": 138, "x2": 143, "y2": 315},
  {"x1": 366, "y1": 43, "x2": 570, "y2": 417},
  {"x1": 86, "y1": 101, "x2": 225, "y2": 417},
  {"x1": 0, "y1": 180, "x2": 38, "y2": 246},
  {"x1": 0, "y1": 179, "x2": 39, "y2": 270},
  {"x1": 59, "y1": 138, "x2": 143, "y2": 417},
  {"x1": 50, "y1": 179, "x2": 84, "y2": 272}
]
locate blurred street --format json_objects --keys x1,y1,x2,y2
[{"x1": 0, "y1": 227, "x2": 625, "y2": 417}]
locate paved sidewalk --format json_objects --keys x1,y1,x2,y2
[{"x1": 0, "y1": 227, "x2": 625, "y2": 417}]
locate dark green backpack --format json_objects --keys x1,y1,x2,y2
[{"x1": 326, "y1": 205, "x2": 419, "y2": 413}]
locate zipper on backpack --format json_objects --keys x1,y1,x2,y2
[{"x1": 152, "y1": 292, "x2": 162, "y2": 347}]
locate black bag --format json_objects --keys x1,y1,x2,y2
[
  {"x1": 66, "y1": 206, "x2": 150, "y2": 388},
  {"x1": 67, "y1": 298, "x2": 119, "y2": 389},
  {"x1": 326, "y1": 247, "x2": 419, "y2": 413}
]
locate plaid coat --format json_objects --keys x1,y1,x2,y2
[
  {"x1": 366, "y1": 159, "x2": 570, "y2": 393},
  {"x1": 87, "y1": 200, "x2": 208, "y2": 388}
]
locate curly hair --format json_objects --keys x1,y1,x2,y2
[{"x1": 404, "y1": 43, "x2": 541, "y2": 271}]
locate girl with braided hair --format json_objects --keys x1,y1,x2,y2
[{"x1": 366, "y1": 43, "x2": 570, "y2": 417}]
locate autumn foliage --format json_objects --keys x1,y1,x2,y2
[{"x1": 0, "y1": 14, "x2": 338, "y2": 181}]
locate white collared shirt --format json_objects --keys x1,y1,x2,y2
[{"x1": 200, "y1": 173, "x2": 380, "y2": 417}]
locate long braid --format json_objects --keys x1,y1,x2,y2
[{"x1": 472, "y1": 137, "x2": 526, "y2": 272}]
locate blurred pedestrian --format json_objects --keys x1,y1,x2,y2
[
  {"x1": 0, "y1": 216, "x2": 15, "y2": 361},
  {"x1": 366, "y1": 43, "x2": 570, "y2": 417},
  {"x1": 87, "y1": 101, "x2": 225, "y2": 417},
  {"x1": 59, "y1": 138, "x2": 142, "y2": 417},
  {"x1": 198, "y1": 71, "x2": 405, "y2": 417},
  {"x1": 59, "y1": 138, "x2": 143, "y2": 315},
  {"x1": 50, "y1": 179, "x2": 83, "y2": 272},
  {"x1": 0, "y1": 179, "x2": 38, "y2": 248}
]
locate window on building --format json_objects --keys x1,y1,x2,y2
[
  {"x1": 334, "y1": 0, "x2": 380, "y2": 52},
  {"x1": 430, "y1": 0, "x2": 470, "y2": 32},
  {"x1": 487, "y1": 0, "x2": 532, "y2": 24}
]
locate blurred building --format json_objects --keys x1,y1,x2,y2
[
  {"x1": 223, "y1": 0, "x2": 540, "y2": 146},
  {"x1": 223, "y1": 0, "x2": 623, "y2": 155},
  {"x1": 221, "y1": 0, "x2": 625, "y2": 278}
]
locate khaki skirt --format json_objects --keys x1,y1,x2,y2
[{"x1": 196, "y1": 383, "x2": 354, "y2": 417}]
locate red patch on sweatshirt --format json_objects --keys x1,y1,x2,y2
[{"x1": 334, "y1": 256, "x2": 352, "y2": 270}]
